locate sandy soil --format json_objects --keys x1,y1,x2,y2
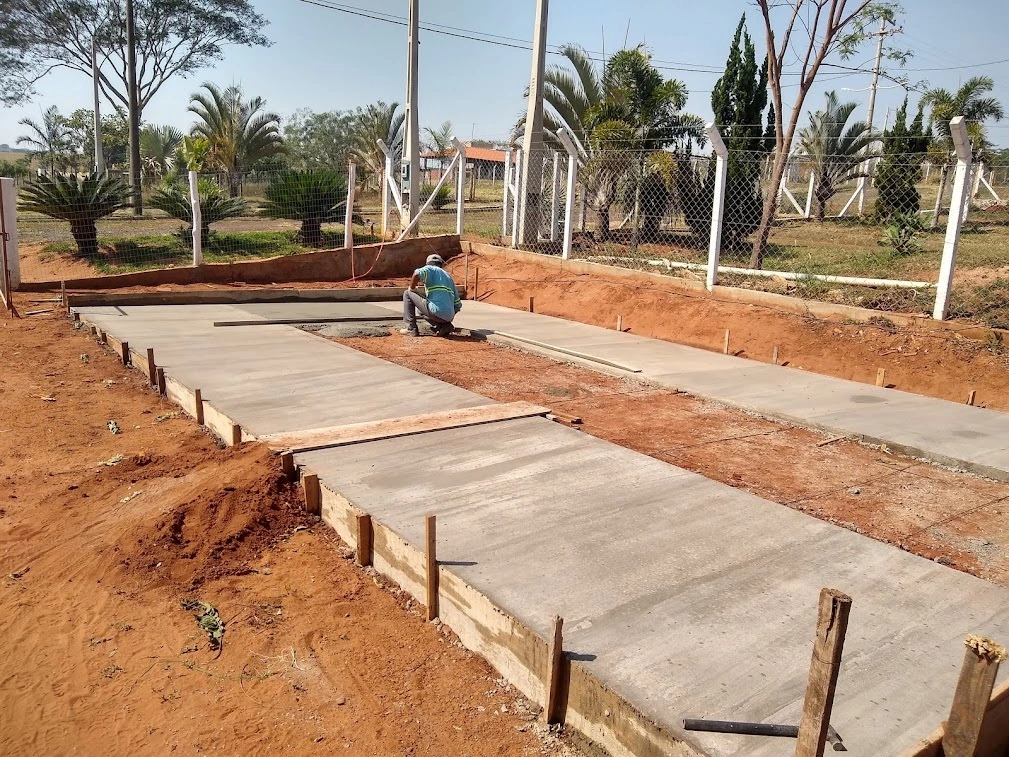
[
  {"x1": 331, "y1": 331, "x2": 1009, "y2": 586},
  {"x1": 446, "y1": 251, "x2": 1009, "y2": 412},
  {"x1": 0, "y1": 311, "x2": 576, "y2": 757}
]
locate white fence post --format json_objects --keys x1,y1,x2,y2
[
  {"x1": 378, "y1": 140, "x2": 403, "y2": 239},
  {"x1": 933, "y1": 117, "x2": 972, "y2": 321},
  {"x1": 502, "y1": 149, "x2": 513, "y2": 241},
  {"x1": 804, "y1": 171, "x2": 815, "y2": 219},
  {"x1": 455, "y1": 140, "x2": 467, "y2": 236},
  {"x1": 705, "y1": 124, "x2": 728, "y2": 292},
  {"x1": 345, "y1": 161, "x2": 356, "y2": 250},
  {"x1": 556, "y1": 128, "x2": 579, "y2": 261},
  {"x1": 188, "y1": 171, "x2": 202, "y2": 266},
  {"x1": 550, "y1": 152, "x2": 561, "y2": 243},
  {"x1": 0, "y1": 178, "x2": 20, "y2": 290},
  {"x1": 511, "y1": 149, "x2": 523, "y2": 248}
]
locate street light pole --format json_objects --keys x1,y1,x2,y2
[
  {"x1": 518, "y1": 0, "x2": 549, "y2": 246},
  {"x1": 125, "y1": 0, "x2": 143, "y2": 214},
  {"x1": 402, "y1": 0, "x2": 420, "y2": 235},
  {"x1": 91, "y1": 39, "x2": 106, "y2": 174}
]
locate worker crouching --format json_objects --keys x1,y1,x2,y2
[{"x1": 402, "y1": 254, "x2": 462, "y2": 337}]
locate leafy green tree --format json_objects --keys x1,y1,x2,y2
[
  {"x1": 874, "y1": 99, "x2": 929, "y2": 219},
  {"x1": 798, "y1": 91, "x2": 874, "y2": 221},
  {"x1": 189, "y1": 82, "x2": 284, "y2": 196},
  {"x1": 16, "y1": 106, "x2": 71, "y2": 175},
  {"x1": 0, "y1": 0, "x2": 269, "y2": 110},
  {"x1": 283, "y1": 109, "x2": 355, "y2": 169},
  {"x1": 423, "y1": 120, "x2": 454, "y2": 174},
  {"x1": 141, "y1": 125, "x2": 184, "y2": 178},
  {"x1": 18, "y1": 172, "x2": 132, "y2": 257},
  {"x1": 0, "y1": 157, "x2": 32, "y2": 182},
  {"x1": 348, "y1": 101, "x2": 404, "y2": 190},
  {"x1": 262, "y1": 170, "x2": 349, "y2": 247},
  {"x1": 680, "y1": 16, "x2": 770, "y2": 248},
  {"x1": 149, "y1": 177, "x2": 247, "y2": 247}
]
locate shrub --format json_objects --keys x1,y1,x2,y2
[
  {"x1": 420, "y1": 183, "x2": 451, "y2": 210},
  {"x1": 262, "y1": 170, "x2": 349, "y2": 247},
  {"x1": 18, "y1": 172, "x2": 132, "y2": 258},
  {"x1": 878, "y1": 212, "x2": 924, "y2": 256},
  {"x1": 149, "y1": 177, "x2": 248, "y2": 248}
]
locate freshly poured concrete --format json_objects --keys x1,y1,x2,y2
[
  {"x1": 74, "y1": 301, "x2": 1009, "y2": 756},
  {"x1": 76, "y1": 303, "x2": 489, "y2": 435}
]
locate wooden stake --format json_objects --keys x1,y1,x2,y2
[
  {"x1": 146, "y1": 348, "x2": 157, "y2": 387},
  {"x1": 464, "y1": 250, "x2": 470, "y2": 298},
  {"x1": 795, "y1": 588, "x2": 852, "y2": 757},
  {"x1": 876, "y1": 368, "x2": 886, "y2": 388},
  {"x1": 119, "y1": 340, "x2": 130, "y2": 366},
  {"x1": 302, "y1": 472, "x2": 320, "y2": 516},
  {"x1": 230, "y1": 423, "x2": 242, "y2": 447},
  {"x1": 545, "y1": 615, "x2": 565, "y2": 725},
  {"x1": 193, "y1": 388, "x2": 204, "y2": 424},
  {"x1": 967, "y1": 390, "x2": 976, "y2": 406},
  {"x1": 280, "y1": 451, "x2": 296, "y2": 480},
  {"x1": 942, "y1": 636, "x2": 1006, "y2": 757},
  {"x1": 98, "y1": 329, "x2": 107, "y2": 345},
  {"x1": 356, "y1": 514, "x2": 373, "y2": 567},
  {"x1": 425, "y1": 514, "x2": 438, "y2": 621},
  {"x1": 773, "y1": 346, "x2": 780, "y2": 365},
  {"x1": 473, "y1": 267, "x2": 480, "y2": 300},
  {"x1": 72, "y1": 312, "x2": 80, "y2": 322},
  {"x1": 616, "y1": 315, "x2": 623, "y2": 332},
  {"x1": 155, "y1": 367, "x2": 166, "y2": 396},
  {"x1": 723, "y1": 329, "x2": 730, "y2": 355},
  {"x1": 528, "y1": 295, "x2": 534, "y2": 313},
  {"x1": 60, "y1": 281, "x2": 66, "y2": 310}
]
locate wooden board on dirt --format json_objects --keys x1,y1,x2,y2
[
  {"x1": 202, "y1": 400, "x2": 244, "y2": 446},
  {"x1": 164, "y1": 375, "x2": 203, "y2": 424},
  {"x1": 260, "y1": 401, "x2": 550, "y2": 453}
]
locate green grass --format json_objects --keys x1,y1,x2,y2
[{"x1": 41, "y1": 227, "x2": 381, "y2": 274}]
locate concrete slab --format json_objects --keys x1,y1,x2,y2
[
  {"x1": 298, "y1": 416, "x2": 1009, "y2": 756},
  {"x1": 75, "y1": 304, "x2": 491, "y2": 435},
  {"x1": 229, "y1": 302, "x2": 396, "y2": 322}
]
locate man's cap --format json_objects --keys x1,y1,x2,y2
[{"x1": 426, "y1": 254, "x2": 445, "y2": 266}]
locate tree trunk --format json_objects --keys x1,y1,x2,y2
[
  {"x1": 750, "y1": 152, "x2": 789, "y2": 269},
  {"x1": 597, "y1": 204, "x2": 611, "y2": 242},
  {"x1": 629, "y1": 154, "x2": 645, "y2": 254},
  {"x1": 228, "y1": 170, "x2": 241, "y2": 198},
  {"x1": 930, "y1": 164, "x2": 949, "y2": 230},
  {"x1": 816, "y1": 187, "x2": 827, "y2": 223},
  {"x1": 70, "y1": 219, "x2": 100, "y2": 259},
  {"x1": 302, "y1": 219, "x2": 323, "y2": 247},
  {"x1": 201, "y1": 222, "x2": 210, "y2": 248}
]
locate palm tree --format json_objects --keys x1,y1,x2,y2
[
  {"x1": 349, "y1": 101, "x2": 404, "y2": 191},
  {"x1": 424, "y1": 120, "x2": 454, "y2": 178},
  {"x1": 17, "y1": 106, "x2": 71, "y2": 176},
  {"x1": 922, "y1": 77, "x2": 1005, "y2": 227},
  {"x1": 797, "y1": 91, "x2": 874, "y2": 222},
  {"x1": 262, "y1": 170, "x2": 350, "y2": 247},
  {"x1": 140, "y1": 125, "x2": 184, "y2": 179},
  {"x1": 18, "y1": 172, "x2": 132, "y2": 258},
  {"x1": 149, "y1": 178, "x2": 248, "y2": 248},
  {"x1": 188, "y1": 83, "x2": 284, "y2": 196}
]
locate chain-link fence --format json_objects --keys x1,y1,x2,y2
[{"x1": 493, "y1": 126, "x2": 1009, "y2": 326}]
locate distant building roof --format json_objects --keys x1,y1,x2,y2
[{"x1": 421, "y1": 146, "x2": 508, "y2": 164}]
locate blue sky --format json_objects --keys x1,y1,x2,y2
[{"x1": 2, "y1": 0, "x2": 1008, "y2": 149}]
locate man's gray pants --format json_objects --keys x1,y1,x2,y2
[{"x1": 403, "y1": 290, "x2": 451, "y2": 331}]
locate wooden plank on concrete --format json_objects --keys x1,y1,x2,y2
[
  {"x1": 67, "y1": 287, "x2": 406, "y2": 309},
  {"x1": 796, "y1": 588, "x2": 852, "y2": 757},
  {"x1": 259, "y1": 401, "x2": 550, "y2": 453},
  {"x1": 212, "y1": 315, "x2": 401, "y2": 327}
]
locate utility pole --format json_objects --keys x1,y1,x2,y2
[
  {"x1": 91, "y1": 39, "x2": 105, "y2": 174},
  {"x1": 401, "y1": 0, "x2": 420, "y2": 235},
  {"x1": 518, "y1": 0, "x2": 549, "y2": 246},
  {"x1": 125, "y1": 0, "x2": 142, "y2": 214},
  {"x1": 856, "y1": 18, "x2": 896, "y2": 215}
]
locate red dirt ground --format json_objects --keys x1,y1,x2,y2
[
  {"x1": 0, "y1": 309, "x2": 577, "y2": 757},
  {"x1": 331, "y1": 331, "x2": 1009, "y2": 587},
  {"x1": 445, "y1": 251, "x2": 1009, "y2": 412}
]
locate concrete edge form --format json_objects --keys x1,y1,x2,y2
[{"x1": 899, "y1": 679, "x2": 1009, "y2": 756}]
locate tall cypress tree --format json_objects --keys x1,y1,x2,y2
[
  {"x1": 680, "y1": 16, "x2": 770, "y2": 248},
  {"x1": 874, "y1": 98, "x2": 930, "y2": 219}
]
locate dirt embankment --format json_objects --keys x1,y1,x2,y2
[
  {"x1": 0, "y1": 309, "x2": 574, "y2": 757},
  {"x1": 447, "y1": 252, "x2": 1009, "y2": 411}
]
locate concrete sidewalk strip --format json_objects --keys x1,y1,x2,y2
[
  {"x1": 436, "y1": 301, "x2": 1009, "y2": 482},
  {"x1": 72, "y1": 301, "x2": 1009, "y2": 757}
]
